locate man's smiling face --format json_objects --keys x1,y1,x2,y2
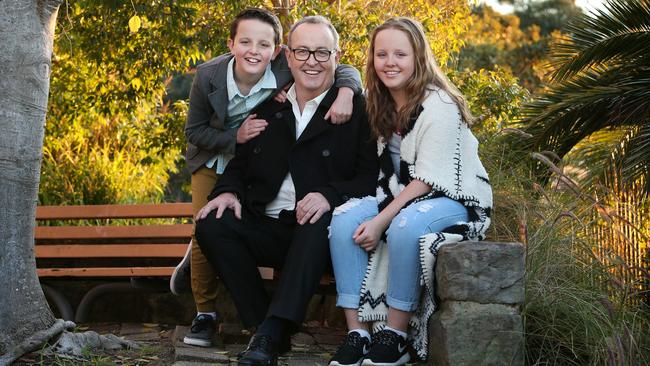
[{"x1": 286, "y1": 22, "x2": 339, "y2": 100}]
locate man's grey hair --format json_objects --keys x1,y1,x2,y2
[{"x1": 287, "y1": 15, "x2": 340, "y2": 50}]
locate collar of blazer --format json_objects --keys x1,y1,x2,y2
[
  {"x1": 206, "y1": 52, "x2": 294, "y2": 127},
  {"x1": 253, "y1": 86, "x2": 340, "y2": 144},
  {"x1": 207, "y1": 55, "x2": 231, "y2": 126}
]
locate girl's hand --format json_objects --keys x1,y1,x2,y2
[{"x1": 353, "y1": 218, "x2": 384, "y2": 252}]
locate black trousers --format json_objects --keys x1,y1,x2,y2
[{"x1": 195, "y1": 207, "x2": 331, "y2": 328}]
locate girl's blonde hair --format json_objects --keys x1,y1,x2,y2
[{"x1": 365, "y1": 17, "x2": 473, "y2": 140}]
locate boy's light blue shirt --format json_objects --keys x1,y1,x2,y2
[{"x1": 205, "y1": 57, "x2": 277, "y2": 174}]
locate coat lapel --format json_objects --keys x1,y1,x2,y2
[
  {"x1": 207, "y1": 56, "x2": 231, "y2": 126},
  {"x1": 295, "y1": 87, "x2": 338, "y2": 145}
]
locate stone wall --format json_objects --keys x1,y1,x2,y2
[{"x1": 428, "y1": 241, "x2": 525, "y2": 366}]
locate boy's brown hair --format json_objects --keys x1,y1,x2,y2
[{"x1": 230, "y1": 8, "x2": 283, "y2": 45}]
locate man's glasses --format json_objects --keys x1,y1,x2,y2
[{"x1": 289, "y1": 47, "x2": 337, "y2": 62}]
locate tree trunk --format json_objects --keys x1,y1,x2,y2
[{"x1": 0, "y1": 0, "x2": 63, "y2": 362}]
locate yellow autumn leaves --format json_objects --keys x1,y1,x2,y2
[{"x1": 128, "y1": 15, "x2": 141, "y2": 33}]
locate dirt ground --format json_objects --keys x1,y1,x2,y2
[{"x1": 13, "y1": 321, "x2": 357, "y2": 366}]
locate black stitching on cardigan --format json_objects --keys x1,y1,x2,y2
[
  {"x1": 359, "y1": 291, "x2": 387, "y2": 309},
  {"x1": 453, "y1": 116, "x2": 463, "y2": 194}
]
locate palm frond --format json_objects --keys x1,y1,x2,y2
[
  {"x1": 523, "y1": 66, "x2": 650, "y2": 157},
  {"x1": 520, "y1": 0, "x2": 650, "y2": 195},
  {"x1": 619, "y1": 123, "x2": 650, "y2": 195},
  {"x1": 550, "y1": 0, "x2": 650, "y2": 81},
  {"x1": 564, "y1": 127, "x2": 649, "y2": 198}
]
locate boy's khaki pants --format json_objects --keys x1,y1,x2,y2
[{"x1": 190, "y1": 167, "x2": 219, "y2": 313}]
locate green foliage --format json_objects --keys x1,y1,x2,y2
[
  {"x1": 288, "y1": 0, "x2": 471, "y2": 75},
  {"x1": 521, "y1": 0, "x2": 650, "y2": 196},
  {"x1": 480, "y1": 128, "x2": 650, "y2": 364},
  {"x1": 455, "y1": 47, "x2": 649, "y2": 362},
  {"x1": 44, "y1": 1, "x2": 242, "y2": 204},
  {"x1": 512, "y1": 0, "x2": 583, "y2": 35},
  {"x1": 453, "y1": 66, "x2": 529, "y2": 133},
  {"x1": 456, "y1": 4, "x2": 552, "y2": 91}
]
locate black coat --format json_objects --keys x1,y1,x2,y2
[{"x1": 209, "y1": 87, "x2": 378, "y2": 217}]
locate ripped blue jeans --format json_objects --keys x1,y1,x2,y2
[{"x1": 329, "y1": 196, "x2": 468, "y2": 312}]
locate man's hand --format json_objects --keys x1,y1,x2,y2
[
  {"x1": 353, "y1": 218, "x2": 385, "y2": 252},
  {"x1": 237, "y1": 114, "x2": 268, "y2": 144},
  {"x1": 195, "y1": 192, "x2": 241, "y2": 221},
  {"x1": 325, "y1": 87, "x2": 354, "y2": 124},
  {"x1": 295, "y1": 192, "x2": 331, "y2": 225}
]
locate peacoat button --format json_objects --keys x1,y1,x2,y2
[
  {"x1": 342, "y1": 195, "x2": 349, "y2": 201},
  {"x1": 253, "y1": 146, "x2": 261, "y2": 154},
  {"x1": 321, "y1": 149, "x2": 330, "y2": 157},
  {"x1": 275, "y1": 112, "x2": 283, "y2": 119},
  {"x1": 247, "y1": 184, "x2": 253, "y2": 190}
]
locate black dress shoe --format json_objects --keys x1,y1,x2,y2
[{"x1": 238, "y1": 334, "x2": 279, "y2": 366}]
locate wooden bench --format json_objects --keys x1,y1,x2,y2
[
  {"x1": 35, "y1": 203, "x2": 197, "y2": 322},
  {"x1": 35, "y1": 203, "x2": 328, "y2": 323}
]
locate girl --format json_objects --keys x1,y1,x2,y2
[{"x1": 329, "y1": 17, "x2": 492, "y2": 366}]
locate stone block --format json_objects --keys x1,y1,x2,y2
[
  {"x1": 174, "y1": 346, "x2": 230, "y2": 363},
  {"x1": 436, "y1": 242, "x2": 525, "y2": 304},
  {"x1": 428, "y1": 301, "x2": 524, "y2": 366}
]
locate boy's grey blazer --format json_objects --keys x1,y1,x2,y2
[{"x1": 184, "y1": 50, "x2": 361, "y2": 174}]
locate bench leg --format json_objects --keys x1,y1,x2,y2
[
  {"x1": 41, "y1": 283, "x2": 74, "y2": 321},
  {"x1": 74, "y1": 280, "x2": 168, "y2": 323}
]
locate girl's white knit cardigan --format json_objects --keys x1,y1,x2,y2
[{"x1": 354, "y1": 87, "x2": 493, "y2": 360}]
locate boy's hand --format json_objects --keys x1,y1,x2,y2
[
  {"x1": 237, "y1": 114, "x2": 268, "y2": 144},
  {"x1": 273, "y1": 90, "x2": 288, "y2": 103},
  {"x1": 273, "y1": 82, "x2": 292, "y2": 103},
  {"x1": 325, "y1": 87, "x2": 354, "y2": 124}
]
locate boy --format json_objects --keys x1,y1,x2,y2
[{"x1": 171, "y1": 8, "x2": 361, "y2": 347}]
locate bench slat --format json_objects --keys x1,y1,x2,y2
[
  {"x1": 36, "y1": 244, "x2": 188, "y2": 258},
  {"x1": 37, "y1": 266, "x2": 275, "y2": 279},
  {"x1": 35, "y1": 241, "x2": 189, "y2": 246},
  {"x1": 36, "y1": 203, "x2": 193, "y2": 220},
  {"x1": 35, "y1": 224, "x2": 193, "y2": 240},
  {"x1": 38, "y1": 267, "x2": 177, "y2": 277}
]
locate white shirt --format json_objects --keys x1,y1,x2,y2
[{"x1": 265, "y1": 85, "x2": 330, "y2": 218}]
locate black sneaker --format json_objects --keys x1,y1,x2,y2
[
  {"x1": 329, "y1": 331, "x2": 371, "y2": 366},
  {"x1": 238, "y1": 334, "x2": 279, "y2": 366},
  {"x1": 170, "y1": 242, "x2": 192, "y2": 295},
  {"x1": 183, "y1": 314, "x2": 216, "y2": 347},
  {"x1": 361, "y1": 329, "x2": 410, "y2": 366}
]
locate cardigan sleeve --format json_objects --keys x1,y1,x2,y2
[{"x1": 408, "y1": 91, "x2": 466, "y2": 195}]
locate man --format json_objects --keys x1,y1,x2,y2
[{"x1": 194, "y1": 15, "x2": 377, "y2": 366}]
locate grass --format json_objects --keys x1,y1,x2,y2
[{"x1": 482, "y1": 132, "x2": 650, "y2": 365}]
